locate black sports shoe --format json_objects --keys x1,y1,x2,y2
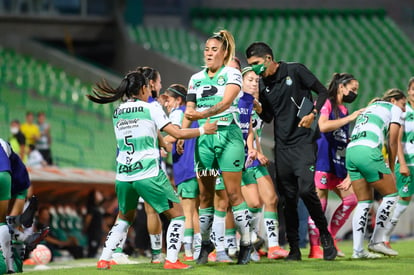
[
  {"x1": 237, "y1": 244, "x2": 252, "y2": 264},
  {"x1": 19, "y1": 195, "x2": 38, "y2": 228},
  {"x1": 25, "y1": 226, "x2": 50, "y2": 252},
  {"x1": 285, "y1": 249, "x2": 302, "y2": 261},
  {"x1": 196, "y1": 241, "x2": 215, "y2": 264},
  {"x1": 252, "y1": 236, "x2": 265, "y2": 251},
  {"x1": 320, "y1": 233, "x2": 337, "y2": 260}
]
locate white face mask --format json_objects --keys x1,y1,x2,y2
[{"x1": 10, "y1": 127, "x2": 19, "y2": 134}]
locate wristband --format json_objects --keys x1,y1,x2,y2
[{"x1": 198, "y1": 126, "x2": 205, "y2": 136}]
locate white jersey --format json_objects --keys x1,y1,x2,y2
[
  {"x1": 187, "y1": 66, "x2": 242, "y2": 126},
  {"x1": 400, "y1": 102, "x2": 414, "y2": 165},
  {"x1": 348, "y1": 101, "x2": 404, "y2": 150},
  {"x1": 112, "y1": 99, "x2": 170, "y2": 181}
]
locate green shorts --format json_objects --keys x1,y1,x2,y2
[
  {"x1": 0, "y1": 171, "x2": 11, "y2": 201},
  {"x1": 195, "y1": 124, "x2": 244, "y2": 173},
  {"x1": 116, "y1": 170, "x2": 180, "y2": 215},
  {"x1": 177, "y1": 177, "x2": 199, "y2": 199},
  {"x1": 241, "y1": 166, "x2": 270, "y2": 186},
  {"x1": 346, "y1": 146, "x2": 391, "y2": 183},
  {"x1": 395, "y1": 163, "x2": 414, "y2": 197},
  {"x1": 215, "y1": 175, "x2": 225, "y2": 191},
  {"x1": 13, "y1": 189, "x2": 27, "y2": 200}
]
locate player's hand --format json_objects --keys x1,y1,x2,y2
[
  {"x1": 257, "y1": 152, "x2": 269, "y2": 166},
  {"x1": 185, "y1": 109, "x2": 203, "y2": 121},
  {"x1": 202, "y1": 118, "x2": 218, "y2": 134},
  {"x1": 176, "y1": 139, "x2": 184, "y2": 155},
  {"x1": 337, "y1": 176, "x2": 352, "y2": 191}
]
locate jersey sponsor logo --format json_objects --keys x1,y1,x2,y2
[
  {"x1": 113, "y1": 106, "x2": 144, "y2": 118},
  {"x1": 116, "y1": 118, "x2": 140, "y2": 130},
  {"x1": 201, "y1": 85, "x2": 218, "y2": 97},
  {"x1": 118, "y1": 161, "x2": 143, "y2": 174}
]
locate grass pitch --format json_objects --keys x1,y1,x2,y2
[{"x1": 23, "y1": 239, "x2": 414, "y2": 274}]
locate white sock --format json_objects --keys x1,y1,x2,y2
[
  {"x1": 249, "y1": 208, "x2": 261, "y2": 243},
  {"x1": 0, "y1": 224, "x2": 14, "y2": 272},
  {"x1": 165, "y1": 217, "x2": 185, "y2": 263},
  {"x1": 199, "y1": 207, "x2": 214, "y2": 242},
  {"x1": 385, "y1": 200, "x2": 409, "y2": 240},
  {"x1": 212, "y1": 211, "x2": 226, "y2": 252},
  {"x1": 183, "y1": 228, "x2": 194, "y2": 257},
  {"x1": 99, "y1": 219, "x2": 129, "y2": 261},
  {"x1": 232, "y1": 202, "x2": 251, "y2": 246},
  {"x1": 352, "y1": 201, "x2": 372, "y2": 253},
  {"x1": 193, "y1": 232, "x2": 201, "y2": 259},
  {"x1": 264, "y1": 211, "x2": 279, "y2": 247},
  {"x1": 150, "y1": 233, "x2": 162, "y2": 253},
  {"x1": 371, "y1": 195, "x2": 397, "y2": 244}
]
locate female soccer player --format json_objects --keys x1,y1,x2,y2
[
  {"x1": 384, "y1": 77, "x2": 414, "y2": 242},
  {"x1": 308, "y1": 73, "x2": 363, "y2": 258},
  {"x1": 184, "y1": 30, "x2": 252, "y2": 265},
  {"x1": 88, "y1": 71, "x2": 217, "y2": 270},
  {"x1": 344, "y1": 89, "x2": 406, "y2": 258}
]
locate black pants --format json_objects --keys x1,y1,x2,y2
[{"x1": 274, "y1": 143, "x2": 329, "y2": 251}]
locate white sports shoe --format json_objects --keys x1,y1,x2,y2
[
  {"x1": 368, "y1": 242, "x2": 398, "y2": 256},
  {"x1": 352, "y1": 250, "x2": 381, "y2": 259},
  {"x1": 111, "y1": 253, "x2": 138, "y2": 264}
]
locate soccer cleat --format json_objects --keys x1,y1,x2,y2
[
  {"x1": 237, "y1": 244, "x2": 252, "y2": 264},
  {"x1": 25, "y1": 227, "x2": 50, "y2": 252},
  {"x1": 368, "y1": 242, "x2": 398, "y2": 256},
  {"x1": 352, "y1": 250, "x2": 381, "y2": 259},
  {"x1": 333, "y1": 239, "x2": 345, "y2": 257},
  {"x1": 164, "y1": 260, "x2": 192, "y2": 269},
  {"x1": 308, "y1": 245, "x2": 323, "y2": 259},
  {"x1": 285, "y1": 249, "x2": 302, "y2": 261},
  {"x1": 196, "y1": 241, "x2": 215, "y2": 264},
  {"x1": 252, "y1": 236, "x2": 265, "y2": 251},
  {"x1": 320, "y1": 233, "x2": 337, "y2": 260},
  {"x1": 20, "y1": 195, "x2": 38, "y2": 228},
  {"x1": 183, "y1": 255, "x2": 194, "y2": 261},
  {"x1": 268, "y1": 246, "x2": 289, "y2": 259},
  {"x1": 111, "y1": 252, "x2": 138, "y2": 265},
  {"x1": 250, "y1": 248, "x2": 260, "y2": 262},
  {"x1": 151, "y1": 253, "x2": 164, "y2": 264},
  {"x1": 208, "y1": 251, "x2": 216, "y2": 262},
  {"x1": 216, "y1": 251, "x2": 233, "y2": 263},
  {"x1": 97, "y1": 260, "x2": 111, "y2": 269}
]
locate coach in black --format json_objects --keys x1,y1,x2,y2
[{"x1": 245, "y1": 42, "x2": 337, "y2": 261}]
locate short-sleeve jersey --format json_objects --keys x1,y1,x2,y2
[
  {"x1": 187, "y1": 66, "x2": 242, "y2": 126},
  {"x1": 113, "y1": 99, "x2": 171, "y2": 181},
  {"x1": 400, "y1": 102, "x2": 414, "y2": 165},
  {"x1": 348, "y1": 101, "x2": 404, "y2": 150},
  {"x1": 20, "y1": 123, "x2": 40, "y2": 146},
  {"x1": 316, "y1": 99, "x2": 349, "y2": 178}
]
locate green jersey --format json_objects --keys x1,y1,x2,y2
[
  {"x1": 400, "y1": 102, "x2": 414, "y2": 165},
  {"x1": 187, "y1": 66, "x2": 242, "y2": 126},
  {"x1": 348, "y1": 101, "x2": 404, "y2": 150}
]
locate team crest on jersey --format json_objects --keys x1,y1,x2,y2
[
  {"x1": 286, "y1": 76, "x2": 293, "y2": 86},
  {"x1": 217, "y1": 76, "x2": 226, "y2": 86}
]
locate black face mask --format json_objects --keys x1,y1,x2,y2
[{"x1": 343, "y1": 91, "x2": 357, "y2": 103}]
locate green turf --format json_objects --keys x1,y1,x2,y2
[{"x1": 22, "y1": 239, "x2": 414, "y2": 274}]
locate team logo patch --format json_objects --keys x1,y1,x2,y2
[
  {"x1": 286, "y1": 76, "x2": 293, "y2": 86},
  {"x1": 320, "y1": 175, "x2": 327, "y2": 185},
  {"x1": 217, "y1": 76, "x2": 226, "y2": 86}
]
